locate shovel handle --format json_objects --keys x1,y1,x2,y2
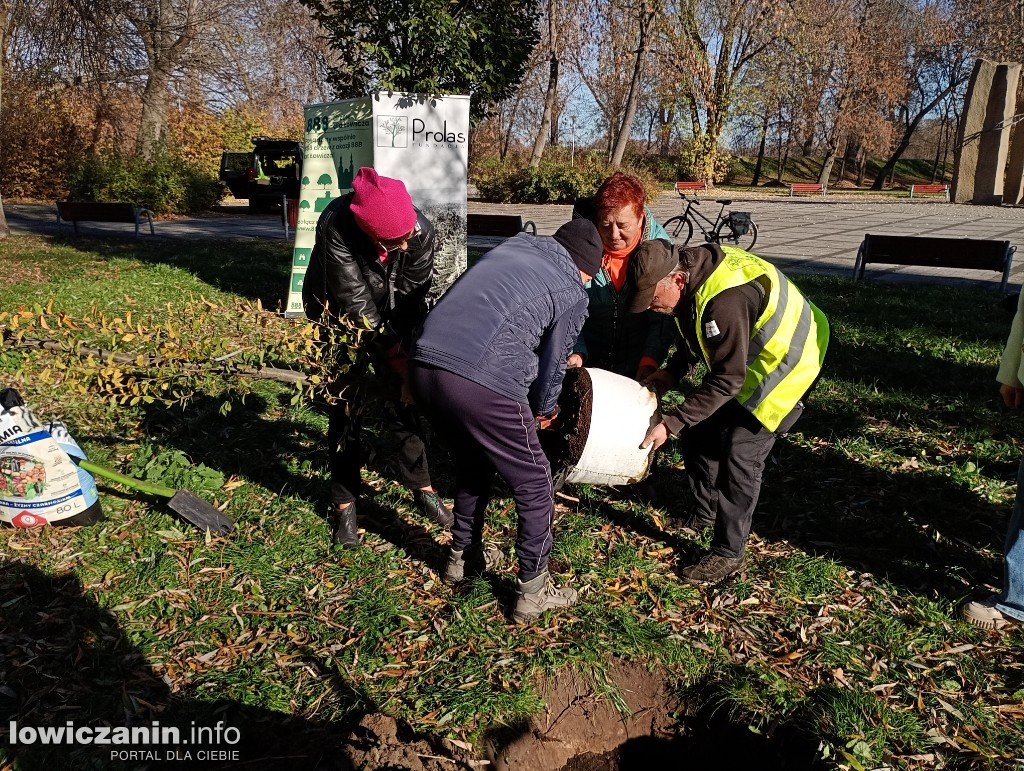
[{"x1": 77, "y1": 458, "x2": 176, "y2": 498}]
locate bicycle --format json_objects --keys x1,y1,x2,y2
[{"x1": 662, "y1": 191, "x2": 758, "y2": 251}]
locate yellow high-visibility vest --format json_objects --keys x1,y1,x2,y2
[{"x1": 680, "y1": 246, "x2": 829, "y2": 431}]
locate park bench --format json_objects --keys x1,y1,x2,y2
[
  {"x1": 853, "y1": 234, "x2": 1015, "y2": 292},
  {"x1": 56, "y1": 201, "x2": 155, "y2": 239},
  {"x1": 789, "y1": 182, "x2": 826, "y2": 197},
  {"x1": 466, "y1": 213, "x2": 537, "y2": 238},
  {"x1": 675, "y1": 181, "x2": 709, "y2": 193},
  {"x1": 908, "y1": 183, "x2": 950, "y2": 201}
]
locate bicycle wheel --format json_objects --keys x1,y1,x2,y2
[
  {"x1": 662, "y1": 215, "x2": 693, "y2": 246},
  {"x1": 724, "y1": 220, "x2": 758, "y2": 251}
]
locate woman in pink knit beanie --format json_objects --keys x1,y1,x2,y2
[{"x1": 302, "y1": 167, "x2": 453, "y2": 548}]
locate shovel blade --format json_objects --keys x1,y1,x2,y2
[{"x1": 168, "y1": 489, "x2": 235, "y2": 535}]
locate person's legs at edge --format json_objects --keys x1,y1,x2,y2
[
  {"x1": 387, "y1": 399, "x2": 452, "y2": 527},
  {"x1": 965, "y1": 457, "x2": 1024, "y2": 629},
  {"x1": 996, "y1": 459, "x2": 1024, "y2": 621},
  {"x1": 327, "y1": 395, "x2": 363, "y2": 546}
]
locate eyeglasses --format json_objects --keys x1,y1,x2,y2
[{"x1": 378, "y1": 228, "x2": 416, "y2": 253}]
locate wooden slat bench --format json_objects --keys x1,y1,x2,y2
[
  {"x1": 675, "y1": 181, "x2": 709, "y2": 193},
  {"x1": 56, "y1": 201, "x2": 155, "y2": 238},
  {"x1": 466, "y1": 213, "x2": 537, "y2": 238},
  {"x1": 908, "y1": 183, "x2": 950, "y2": 201},
  {"x1": 789, "y1": 182, "x2": 826, "y2": 197},
  {"x1": 853, "y1": 234, "x2": 1016, "y2": 291}
]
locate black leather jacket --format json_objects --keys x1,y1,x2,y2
[{"x1": 302, "y1": 192, "x2": 435, "y2": 346}]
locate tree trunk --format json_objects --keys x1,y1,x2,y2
[
  {"x1": 658, "y1": 105, "x2": 674, "y2": 156},
  {"x1": 856, "y1": 146, "x2": 867, "y2": 186},
  {"x1": 609, "y1": 2, "x2": 653, "y2": 168},
  {"x1": 838, "y1": 139, "x2": 850, "y2": 182},
  {"x1": 817, "y1": 139, "x2": 838, "y2": 186},
  {"x1": 137, "y1": 68, "x2": 172, "y2": 159},
  {"x1": 0, "y1": 1, "x2": 8, "y2": 240},
  {"x1": 751, "y1": 113, "x2": 769, "y2": 187},
  {"x1": 0, "y1": 193, "x2": 9, "y2": 240},
  {"x1": 500, "y1": 92, "x2": 524, "y2": 160},
  {"x1": 528, "y1": 0, "x2": 559, "y2": 168}
]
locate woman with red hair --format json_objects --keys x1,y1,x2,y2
[{"x1": 568, "y1": 172, "x2": 675, "y2": 382}]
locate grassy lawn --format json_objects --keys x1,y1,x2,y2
[
  {"x1": 724, "y1": 156, "x2": 952, "y2": 190},
  {"x1": 1, "y1": 234, "x2": 1023, "y2": 770}
]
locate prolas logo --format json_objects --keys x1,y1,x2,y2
[{"x1": 411, "y1": 119, "x2": 465, "y2": 144}]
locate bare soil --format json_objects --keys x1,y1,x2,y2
[
  {"x1": 539, "y1": 366, "x2": 593, "y2": 471},
  {"x1": 338, "y1": 713, "x2": 481, "y2": 770},
  {"x1": 485, "y1": 659, "x2": 681, "y2": 771}
]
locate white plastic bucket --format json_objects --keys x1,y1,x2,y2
[{"x1": 562, "y1": 367, "x2": 658, "y2": 486}]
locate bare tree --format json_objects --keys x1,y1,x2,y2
[
  {"x1": 609, "y1": 0, "x2": 656, "y2": 167},
  {"x1": 662, "y1": 0, "x2": 789, "y2": 183},
  {"x1": 870, "y1": 4, "x2": 971, "y2": 189},
  {"x1": 574, "y1": 0, "x2": 657, "y2": 163},
  {"x1": 124, "y1": 0, "x2": 207, "y2": 158}
]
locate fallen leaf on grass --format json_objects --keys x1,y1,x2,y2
[{"x1": 832, "y1": 667, "x2": 851, "y2": 688}]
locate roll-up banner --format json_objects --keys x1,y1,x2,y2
[{"x1": 284, "y1": 93, "x2": 470, "y2": 317}]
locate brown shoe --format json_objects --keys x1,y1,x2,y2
[{"x1": 680, "y1": 552, "x2": 744, "y2": 584}]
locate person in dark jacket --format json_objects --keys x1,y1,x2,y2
[
  {"x1": 302, "y1": 167, "x2": 452, "y2": 548},
  {"x1": 409, "y1": 219, "x2": 602, "y2": 623},
  {"x1": 569, "y1": 172, "x2": 675, "y2": 378},
  {"x1": 634, "y1": 242, "x2": 829, "y2": 584},
  {"x1": 569, "y1": 172, "x2": 676, "y2": 505}
]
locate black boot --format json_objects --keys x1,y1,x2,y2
[
  {"x1": 413, "y1": 489, "x2": 454, "y2": 528},
  {"x1": 331, "y1": 501, "x2": 361, "y2": 547}
]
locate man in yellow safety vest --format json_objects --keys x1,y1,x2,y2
[{"x1": 634, "y1": 241, "x2": 829, "y2": 584}]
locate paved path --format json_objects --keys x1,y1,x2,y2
[
  {"x1": 9, "y1": 192, "x2": 1024, "y2": 290},
  {"x1": 471, "y1": 191, "x2": 1024, "y2": 291}
]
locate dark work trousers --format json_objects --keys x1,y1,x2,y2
[
  {"x1": 327, "y1": 379, "x2": 432, "y2": 506},
  {"x1": 409, "y1": 363, "x2": 555, "y2": 579},
  {"x1": 679, "y1": 399, "x2": 804, "y2": 559}
]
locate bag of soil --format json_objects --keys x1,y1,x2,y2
[{"x1": 0, "y1": 388, "x2": 104, "y2": 527}]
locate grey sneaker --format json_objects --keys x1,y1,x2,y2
[
  {"x1": 963, "y1": 595, "x2": 1013, "y2": 631},
  {"x1": 680, "y1": 552, "x2": 745, "y2": 585},
  {"x1": 444, "y1": 543, "x2": 504, "y2": 583},
  {"x1": 513, "y1": 571, "x2": 578, "y2": 622}
]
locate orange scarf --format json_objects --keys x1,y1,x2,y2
[{"x1": 601, "y1": 225, "x2": 643, "y2": 291}]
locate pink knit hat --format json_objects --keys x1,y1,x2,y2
[{"x1": 350, "y1": 167, "x2": 417, "y2": 241}]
